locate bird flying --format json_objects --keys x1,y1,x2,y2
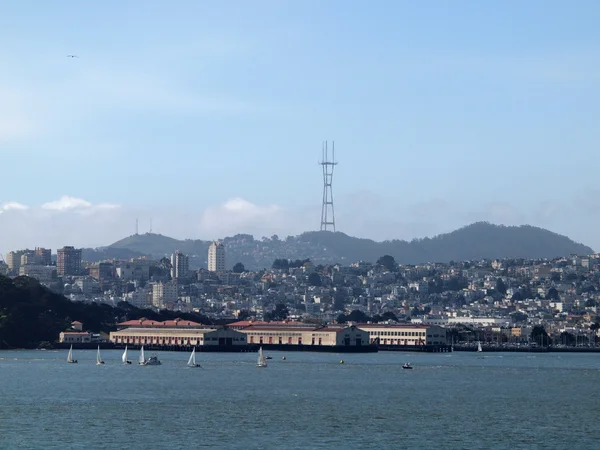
[{"x1": 67, "y1": 55, "x2": 79, "y2": 58}]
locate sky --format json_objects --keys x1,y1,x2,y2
[{"x1": 1, "y1": 0, "x2": 600, "y2": 255}]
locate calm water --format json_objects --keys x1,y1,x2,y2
[{"x1": 1, "y1": 349, "x2": 599, "y2": 449}]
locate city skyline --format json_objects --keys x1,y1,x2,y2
[{"x1": 2, "y1": 1, "x2": 600, "y2": 253}]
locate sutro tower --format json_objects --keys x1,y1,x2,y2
[{"x1": 319, "y1": 141, "x2": 338, "y2": 232}]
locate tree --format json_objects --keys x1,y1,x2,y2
[
  {"x1": 511, "y1": 312, "x2": 528, "y2": 323},
  {"x1": 307, "y1": 272, "x2": 322, "y2": 286},
  {"x1": 345, "y1": 310, "x2": 369, "y2": 323},
  {"x1": 264, "y1": 303, "x2": 289, "y2": 322},
  {"x1": 272, "y1": 259, "x2": 289, "y2": 271},
  {"x1": 547, "y1": 287, "x2": 559, "y2": 300},
  {"x1": 531, "y1": 325, "x2": 551, "y2": 346},
  {"x1": 380, "y1": 311, "x2": 398, "y2": 322},
  {"x1": 495, "y1": 278, "x2": 507, "y2": 295},
  {"x1": 232, "y1": 262, "x2": 245, "y2": 273},
  {"x1": 376, "y1": 255, "x2": 397, "y2": 272},
  {"x1": 237, "y1": 310, "x2": 251, "y2": 321},
  {"x1": 586, "y1": 298, "x2": 598, "y2": 307}
]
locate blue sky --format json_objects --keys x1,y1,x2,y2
[{"x1": 1, "y1": 0, "x2": 600, "y2": 252}]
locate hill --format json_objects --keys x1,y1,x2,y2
[
  {"x1": 89, "y1": 222, "x2": 594, "y2": 270},
  {"x1": 0, "y1": 275, "x2": 214, "y2": 349}
]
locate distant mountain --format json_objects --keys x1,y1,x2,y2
[{"x1": 86, "y1": 223, "x2": 594, "y2": 270}]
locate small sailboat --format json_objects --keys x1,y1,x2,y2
[
  {"x1": 138, "y1": 345, "x2": 147, "y2": 365},
  {"x1": 122, "y1": 346, "x2": 132, "y2": 365},
  {"x1": 187, "y1": 347, "x2": 201, "y2": 368},
  {"x1": 96, "y1": 346, "x2": 105, "y2": 365},
  {"x1": 67, "y1": 345, "x2": 77, "y2": 363},
  {"x1": 402, "y1": 362, "x2": 413, "y2": 369},
  {"x1": 139, "y1": 345, "x2": 161, "y2": 366},
  {"x1": 257, "y1": 346, "x2": 267, "y2": 367},
  {"x1": 477, "y1": 341, "x2": 483, "y2": 352}
]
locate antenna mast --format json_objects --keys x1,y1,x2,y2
[{"x1": 319, "y1": 141, "x2": 338, "y2": 232}]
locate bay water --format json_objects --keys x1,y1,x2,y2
[{"x1": 1, "y1": 350, "x2": 599, "y2": 449}]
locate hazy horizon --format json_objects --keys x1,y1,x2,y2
[{"x1": 2, "y1": 1, "x2": 600, "y2": 255}]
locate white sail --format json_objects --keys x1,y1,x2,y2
[
  {"x1": 257, "y1": 346, "x2": 267, "y2": 367},
  {"x1": 122, "y1": 346, "x2": 128, "y2": 363},
  {"x1": 188, "y1": 348, "x2": 196, "y2": 366},
  {"x1": 477, "y1": 342, "x2": 483, "y2": 352},
  {"x1": 96, "y1": 346, "x2": 104, "y2": 365},
  {"x1": 67, "y1": 345, "x2": 73, "y2": 362},
  {"x1": 139, "y1": 346, "x2": 145, "y2": 364}
]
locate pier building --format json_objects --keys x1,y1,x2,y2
[
  {"x1": 109, "y1": 326, "x2": 247, "y2": 348},
  {"x1": 356, "y1": 323, "x2": 448, "y2": 346},
  {"x1": 237, "y1": 323, "x2": 370, "y2": 348}
]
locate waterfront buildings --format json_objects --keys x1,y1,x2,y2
[
  {"x1": 235, "y1": 322, "x2": 370, "y2": 347},
  {"x1": 110, "y1": 325, "x2": 246, "y2": 347},
  {"x1": 208, "y1": 241, "x2": 225, "y2": 272},
  {"x1": 59, "y1": 331, "x2": 92, "y2": 343},
  {"x1": 356, "y1": 323, "x2": 448, "y2": 346},
  {"x1": 57, "y1": 246, "x2": 82, "y2": 276}
]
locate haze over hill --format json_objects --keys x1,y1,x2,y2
[{"x1": 81, "y1": 222, "x2": 594, "y2": 270}]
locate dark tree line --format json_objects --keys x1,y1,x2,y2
[{"x1": 0, "y1": 275, "x2": 213, "y2": 349}]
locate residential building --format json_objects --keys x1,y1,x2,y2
[
  {"x1": 19, "y1": 264, "x2": 56, "y2": 283},
  {"x1": 35, "y1": 247, "x2": 52, "y2": 266},
  {"x1": 152, "y1": 281, "x2": 178, "y2": 308},
  {"x1": 208, "y1": 241, "x2": 226, "y2": 272},
  {"x1": 6, "y1": 250, "x2": 26, "y2": 272},
  {"x1": 171, "y1": 250, "x2": 189, "y2": 280},
  {"x1": 57, "y1": 246, "x2": 82, "y2": 276}
]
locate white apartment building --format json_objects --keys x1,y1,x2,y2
[
  {"x1": 152, "y1": 281, "x2": 178, "y2": 308},
  {"x1": 208, "y1": 241, "x2": 225, "y2": 272},
  {"x1": 171, "y1": 250, "x2": 189, "y2": 279}
]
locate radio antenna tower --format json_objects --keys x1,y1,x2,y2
[{"x1": 319, "y1": 141, "x2": 338, "y2": 232}]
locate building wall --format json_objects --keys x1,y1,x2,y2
[
  {"x1": 357, "y1": 324, "x2": 447, "y2": 346},
  {"x1": 239, "y1": 325, "x2": 369, "y2": 347},
  {"x1": 57, "y1": 246, "x2": 82, "y2": 276},
  {"x1": 59, "y1": 332, "x2": 92, "y2": 343},
  {"x1": 171, "y1": 251, "x2": 189, "y2": 279},
  {"x1": 109, "y1": 327, "x2": 246, "y2": 346},
  {"x1": 19, "y1": 264, "x2": 56, "y2": 283},
  {"x1": 208, "y1": 241, "x2": 226, "y2": 272}
]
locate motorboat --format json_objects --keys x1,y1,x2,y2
[{"x1": 402, "y1": 362, "x2": 413, "y2": 369}]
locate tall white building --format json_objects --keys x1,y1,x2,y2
[
  {"x1": 152, "y1": 281, "x2": 178, "y2": 309},
  {"x1": 208, "y1": 241, "x2": 225, "y2": 272},
  {"x1": 171, "y1": 250, "x2": 189, "y2": 280}
]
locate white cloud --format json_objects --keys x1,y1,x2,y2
[
  {"x1": 41, "y1": 196, "x2": 119, "y2": 213},
  {"x1": 198, "y1": 198, "x2": 297, "y2": 238},
  {"x1": 2, "y1": 202, "x2": 29, "y2": 211}
]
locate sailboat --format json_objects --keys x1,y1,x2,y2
[
  {"x1": 67, "y1": 345, "x2": 77, "y2": 364},
  {"x1": 187, "y1": 347, "x2": 201, "y2": 368},
  {"x1": 257, "y1": 346, "x2": 267, "y2": 367},
  {"x1": 138, "y1": 345, "x2": 147, "y2": 365},
  {"x1": 139, "y1": 345, "x2": 161, "y2": 366},
  {"x1": 477, "y1": 341, "x2": 483, "y2": 352},
  {"x1": 122, "y1": 346, "x2": 132, "y2": 365},
  {"x1": 96, "y1": 346, "x2": 105, "y2": 365}
]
